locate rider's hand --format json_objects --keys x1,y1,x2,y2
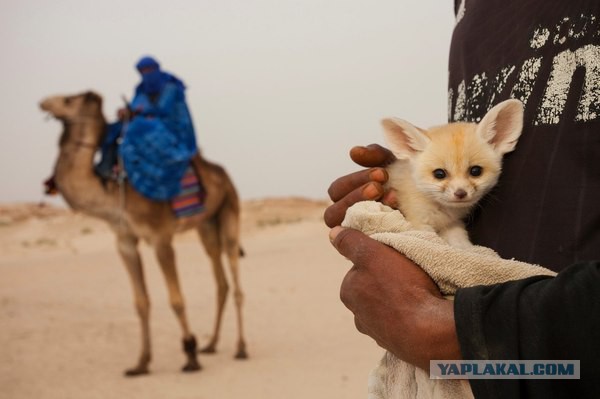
[{"x1": 116, "y1": 107, "x2": 131, "y2": 121}]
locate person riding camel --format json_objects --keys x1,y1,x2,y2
[{"x1": 96, "y1": 56, "x2": 200, "y2": 201}]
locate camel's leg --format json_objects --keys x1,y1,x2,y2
[
  {"x1": 197, "y1": 220, "x2": 229, "y2": 354},
  {"x1": 154, "y1": 239, "x2": 201, "y2": 372},
  {"x1": 116, "y1": 234, "x2": 152, "y2": 376},
  {"x1": 220, "y1": 207, "x2": 248, "y2": 360}
]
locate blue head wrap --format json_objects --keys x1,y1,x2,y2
[
  {"x1": 136, "y1": 56, "x2": 160, "y2": 71},
  {"x1": 134, "y1": 56, "x2": 186, "y2": 95},
  {"x1": 136, "y1": 56, "x2": 166, "y2": 95}
]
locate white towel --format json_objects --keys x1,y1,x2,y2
[{"x1": 341, "y1": 201, "x2": 556, "y2": 399}]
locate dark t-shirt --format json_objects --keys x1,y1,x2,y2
[
  {"x1": 450, "y1": 1, "x2": 600, "y2": 396},
  {"x1": 449, "y1": 0, "x2": 600, "y2": 271},
  {"x1": 455, "y1": 262, "x2": 600, "y2": 398}
]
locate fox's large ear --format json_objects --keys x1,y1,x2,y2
[
  {"x1": 477, "y1": 99, "x2": 524, "y2": 155},
  {"x1": 381, "y1": 118, "x2": 429, "y2": 160}
]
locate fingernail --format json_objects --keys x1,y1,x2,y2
[
  {"x1": 329, "y1": 226, "x2": 344, "y2": 243},
  {"x1": 362, "y1": 183, "x2": 380, "y2": 199},
  {"x1": 369, "y1": 168, "x2": 388, "y2": 183}
]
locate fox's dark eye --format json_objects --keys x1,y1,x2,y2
[
  {"x1": 433, "y1": 169, "x2": 447, "y2": 179},
  {"x1": 64, "y1": 97, "x2": 72, "y2": 105},
  {"x1": 470, "y1": 166, "x2": 483, "y2": 177}
]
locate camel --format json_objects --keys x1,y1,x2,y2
[{"x1": 39, "y1": 91, "x2": 247, "y2": 376}]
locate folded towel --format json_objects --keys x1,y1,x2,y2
[{"x1": 341, "y1": 201, "x2": 556, "y2": 399}]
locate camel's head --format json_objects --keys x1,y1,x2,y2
[
  {"x1": 40, "y1": 91, "x2": 106, "y2": 149},
  {"x1": 40, "y1": 91, "x2": 103, "y2": 122}
]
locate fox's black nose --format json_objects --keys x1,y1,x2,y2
[{"x1": 454, "y1": 189, "x2": 467, "y2": 199}]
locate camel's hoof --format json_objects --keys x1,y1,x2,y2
[
  {"x1": 234, "y1": 349, "x2": 249, "y2": 360},
  {"x1": 200, "y1": 344, "x2": 216, "y2": 354},
  {"x1": 182, "y1": 360, "x2": 202, "y2": 372},
  {"x1": 124, "y1": 366, "x2": 150, "y2": 377}
]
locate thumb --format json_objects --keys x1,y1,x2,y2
[
  {"x1": 329, "y1": 226, "x2": 386, "y2": 266},
  {"x1": 330, "y1": 226, "x2": 440, "y2": 293}
]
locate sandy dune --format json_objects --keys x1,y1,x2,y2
[{"x1": 0, "y1": 198, "x2": 382, "y2": 399}]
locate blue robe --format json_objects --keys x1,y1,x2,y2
[{"x1": 118, "y1": 81, "x2": 198, "y2": 201}]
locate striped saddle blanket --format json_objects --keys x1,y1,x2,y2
[{"x1": 170, "y1": 165, "x2": 206, "y2": 218}]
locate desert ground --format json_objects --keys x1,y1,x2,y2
[{"x1": 0, "y1": 198, "x2": 383, "y2": 399}]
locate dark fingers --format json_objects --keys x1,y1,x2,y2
[
  {"x1": 349, "y1": 144, "x2": 396, "y2": 168},
  {"x1": 327, "y1": 167, "x2": 387, "y2": 202},
  {"x1": 324, "y1": 181, "x2": 385, "y2": 228},
  {"x1": 329, "y1": 226, "x2": 385, "y2": 268}
]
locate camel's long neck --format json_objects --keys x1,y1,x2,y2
[{"x1": 54, "y1": 121, "x2": 120, "y2": 221}]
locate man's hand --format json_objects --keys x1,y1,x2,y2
[
  {"x1": 324, "y1": 144, "x2": 396, "y2": 228},
  {"x1": 329, "y1": 227, "x2": 461, "y2": 370},
  {"x1": 325, "y1": 143, "x2": 461, "y2": 368},
  {"x1": 116, "y1": 107, "x2": 131, "y2": 121}
]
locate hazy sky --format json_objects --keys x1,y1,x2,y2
[{"x1": 0, "y1": 0, "x2": 454, "y2": 203}]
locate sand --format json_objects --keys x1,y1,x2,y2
[{"x1": 0, "y1": 198, "x2": 382, "y2": 399}]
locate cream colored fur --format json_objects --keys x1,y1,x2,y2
[
  {"x1": 357, "y1": 99, "x2": 532, "y2": 398},
  {"x1": 382, "y1": 99, "x2": 524, "y2": 249}
]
